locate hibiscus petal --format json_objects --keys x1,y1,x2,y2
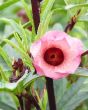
[{"x1": 30, "y1": 31, "x2": 83, "y2": 80}]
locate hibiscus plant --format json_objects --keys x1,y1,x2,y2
[{"x1": 0, "y1": 0, "x2": 88, "y2": 110}]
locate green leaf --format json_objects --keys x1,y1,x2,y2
[
  {"x1": 53, "y1": 3, "x2": 88, "y2": 12},
  {"x1": 0, "y1": 21, "x2": 32, "y2": 47},
  {"x1": 54, "y1": 78, "x2": 68, "y2": 105},
  {"x1": 46, "y1": 78, "x2": 68, "y2": 110},
  {"x1": 59, "y1": 78, "x2": 88, "y2": 110},
  {"x1": 65, "y1": 3, "x2": 88, "y2": 10},
  {"x1": 23, "y1": 21, "x2": 32, "y2": 29},
  {"x1": 4, "y1": 39, "x2": 33, "y2": 70},
  {"x1": 14, "y1": 33, "x2": 25, "y2": 51},
  {"x1": 0, "y1": 18, "x2": 32, "y2": 51},
  {"x1": 0, "y1": 71, "x2": 40, "y2": 94},
  {"x1": 40, "y1": 0, "x2": 49, "y2": 14},
  {"x1": 0, "y1": 0, "x2": 19, "y2": 11},
  {"x1": 0, "y1": 91, "x2": 19, "y2": 110},
  {"x1": 78, "y1": 15, "x2": 88, "y2": 23},
  {"x1": 36, "y1": 0, "x2": 55, "y2": 39},
  {"x1": 0, "y1": 46, "x2": 12, "y2": 68},
  {"x1": 0, "y1": 34, "x2": 13, "y2": 47},
  {"x1": 64, "y1": 0, "x2": 86, "y2": 5},
  {"x1": 0, "y1": 18, "x2": 21, "y2": 35},
  {"x1": 0, "y1": 66, "x2": 9, "y2": 81},
  {"x1": 75, "y1": 67, "x2": 88, "y2": 77},
  {"x1": 39, "y1": 89, "x2": 48, "y2": 110},
  {"x1": 21, "y1": 0, "x2": 32, "y2": 25},
  {"x1": 0, "y1": 18, "x2": 29, "y2": 46},
  {"x1": 19, "y1": 23, "x2": 28, "y2": 50},
  {"x1": 41, "y1": 0, "x2": 55, "y2": 22},
  {"x1": 21, "y1": 0, "x2": 36, "y2": 37},
  {"x1": 22, "y1": 73, "x2": 41, "y2": 88},
  {"x1": 37, "y1": 11, "x2": 53, "y2": 39},
  {"x1": 4, "y1": 39, "x2": 27, "y2": 56}
]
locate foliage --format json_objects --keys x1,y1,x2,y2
[{"x1": 0, "y1": 0, "x2": 88, "y2": 110}]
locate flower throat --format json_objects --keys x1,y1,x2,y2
[{"x1": 44, "y1": 47, "x2": 64, "y2": 66}]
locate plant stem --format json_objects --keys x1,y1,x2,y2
[
  {"x1": 17, "y1": 95, "x2": 24, "y2": 110},
  {"x1": 31, "y1": 0, "x2": 41, "y2": 109},
  {"x1": 30, "y1": 96, "x2": 41, "y2": 110},
  {"x1": 46, "y1": 77, "x2": 56, "y2": 110},
  {"x1": 64, "y1": 9, "x2": 81, "y2": 33},
  {"x1": 31, "y1": 0, "x2": 40, "y2": 33},
  {"x1": 82, "y1": 50, "x2": 88, "y2": 56},
  {"x1": 31, "y1": 1, "x2": 56, "y2": 110}
]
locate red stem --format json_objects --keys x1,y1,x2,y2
[
  {"x1": 31, "y1": 0, "x2": 40, "y2": 33},
  {"x1": 46, "y1": 77, "x2": 56, "y2": 110},
  {"x1": 81, "y1": 50, "x2": 88, "y2": 56}
]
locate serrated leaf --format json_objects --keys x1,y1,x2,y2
[
  {"x1": 14, "y1": 33, "x2": 25, "y2": 51},
  {"x1": 0, "y1": 21, "x2": 32, "y2": 47},
  {"x1": 37, "y1": 11, "x2": 53, "y2": 38},
  {"x1": 4, "y1": 39, "x2": 33, "y2": 70},
  {"x1": 41, "y1": 0, "x2": 55, "y2": 22},
  {"x1": 40, "y1": 0, "x2": 49, "y2": 14},
  {"x1": 0, "y1": 18, "x2": 30, "y2": 48},
  {"x1": 0, "y1": 46, "x2": 12, "y2": 68},
  {"x1": 0, "y1": 66, "x2": 9, "y2": 81},
  {"x1": 21, "y1": 0, "x2": 36, "y2": 37}
]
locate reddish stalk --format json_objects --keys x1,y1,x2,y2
[
  {"x1": 64, "y1": 10, "x2": 81, "y2": 33},
  {"x1": 82, "y1": 50, "x2": 88, "y2": 56},
  {"x1": 31, "y1": 0, "x2": 40, "y2": 33},
  {"x1": 46, "y1": 77, "x2": 56, "y2": 110}
]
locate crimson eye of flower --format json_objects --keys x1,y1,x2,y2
[{"x1": 44, "y1": 47, "x2": 64, "y2": 66}]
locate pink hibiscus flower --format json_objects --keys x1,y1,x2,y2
[{"x1": 30, "y1": 31, "x2": 83, "y2": 80}]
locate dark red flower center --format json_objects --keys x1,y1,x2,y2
[{"x1": 44, "y1": 47, "x2": 64, "y2": 66}]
